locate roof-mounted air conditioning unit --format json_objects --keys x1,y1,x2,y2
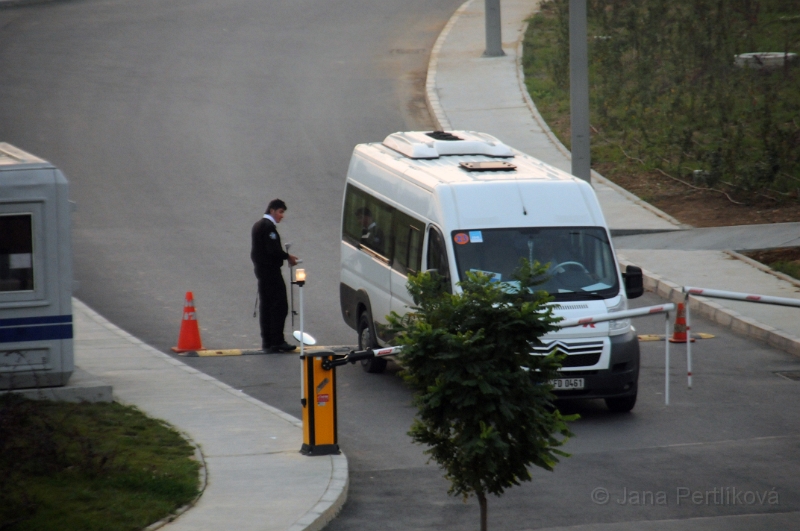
[{"x1": 382, "y1": 130, "x2": 515, "y2": 159}]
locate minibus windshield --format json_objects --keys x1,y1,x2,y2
[{"x1": 450, "y1": 227, "x2": 619, "y2": 301}]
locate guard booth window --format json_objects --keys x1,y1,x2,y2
[
  {"x1": 0, "y1": 214, "x2": 34, "y2": 292},
  {"x1": 342, "y1": 184, "x2": 393, "y2": 258},
  {"x1": 427, "y1": 227, "x2": 452, "y2": 293}
]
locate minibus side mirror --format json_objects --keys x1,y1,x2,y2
[{"x1": 623, "y1": 265, "x2": 644, "y2": 299}]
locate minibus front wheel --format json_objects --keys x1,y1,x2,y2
[
  {"x1": 605, "y1": 393, "x2": 637, "y2": 413},
  {"x1": 358, "y1": 311, "x2": 387, "y2": 374}
]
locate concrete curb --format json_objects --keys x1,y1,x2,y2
[
  {"x1": 73, "y1": 298, "x2": 349, "y2": 531},
  {"x1": 617, "y1": 259, "x2": 800, "y2": 359},
  {"x1": 287, "y1": 454, "x2": 349, "y2": 531},
  {"x1": 144, "y1": 442, "x2": 209, "y2": 531},
  {"x1": 724, "y1": 249, "x2": 800, "y2": 290},
  {"x1": 424, "y1": 0, "x2": 471, "y2": 131}
]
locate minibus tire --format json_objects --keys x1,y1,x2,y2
[
  {"x1": 605, "y1": 394, "x2": 637, "y2": 413},
  {"x1": 358, "y1": 312, "x2": 387, "y2": 374}
]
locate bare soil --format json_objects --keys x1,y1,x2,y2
[
  {"x1": 742, "y1": 247, "x2": 800, "y2": 268},
  {"x1": 596, "y1": 162, "x2": 800, "y2": 277},
  {"x1": 539, "y1": 112, "x2": 800, "y2": 229},
  {"x1": 594, "y1": 162, "x2": 800, "y2": 229}
]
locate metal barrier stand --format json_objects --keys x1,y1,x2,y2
[
  {"x1": 559, "y1": 304, "x2": 675, "y2": 405},
  {"x1": 683, "y1": 286, "x2": 800, "y2": 392}
]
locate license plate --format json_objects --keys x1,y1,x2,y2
[{"x1": 550, "y1": 378, "x2": 585, "y2": 390}]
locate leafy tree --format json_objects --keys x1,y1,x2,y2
[{"x1": 388, "y1": 260, "x2": 577, "y2": 531}]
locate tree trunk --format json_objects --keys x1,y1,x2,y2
[{"x1": 478, "y1": 491, "x2": 488, "y2": 531}]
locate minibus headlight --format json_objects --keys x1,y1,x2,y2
[{"x1": 608, "y1": 297, "x2": 630, "y2": 333}]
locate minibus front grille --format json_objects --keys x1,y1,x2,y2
[
  {"x1": 560, "y1": 353, "x2": 601, "y2": 367},
  {"x1": 531, "y1": 340, "x2": 604, "y2": 368}
]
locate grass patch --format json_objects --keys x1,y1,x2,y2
[
  {"x1": 523, "y1": 0, "x2": 800, "y2": 203},
  {"x1": 744, "y1": 247, "x2": 800, "y2": 281},
  {"x1": 0, "y1": 395, "x2": 200, "y2": 531},
  {"x1": 772, "y1": 261, "x2": 800, "y2": 279}
]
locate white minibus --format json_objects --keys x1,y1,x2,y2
[{"x1": 339, "y1": 131, "x2": 644, "y2": 412}]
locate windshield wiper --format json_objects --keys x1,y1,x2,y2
[{"x1": 580, "y1": 292, "x2": 609, "y2": 299}]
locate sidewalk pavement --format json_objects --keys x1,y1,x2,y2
[
  {"x1": 72, "y1": 299, "x2": 347, "y2": 531},
  {"x1": 57, "y1": 1, "x2": 800, "y2": 531}
]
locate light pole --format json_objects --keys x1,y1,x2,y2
[
  {"x1": 483, "y1": 0, "x2": 505, "y2": 57},
  {"x1": 569, "y1": 0, "x2": 591, "y2": 183}
]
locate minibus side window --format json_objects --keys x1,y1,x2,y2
[
  {"x1": 342, "y1": 184, "x2": 393, "y2": 259},
  {"x1": 392, "y1": 211, "x2": 424, "y2": 276},
  {"x1": 0, "y1": 214, "x2": 34, "y2": 292},
  {"x1": 342, "y1": 184, "x2": 366, "y2": 245},
  {"x1": 427, "y1": 227, "x2": 452, "y2": 293}
]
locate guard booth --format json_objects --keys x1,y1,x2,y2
[{"x1": 0, "y1": 143, "x2": 73, "y2": 390}]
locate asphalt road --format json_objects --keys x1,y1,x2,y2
[{"x1": 2, "y1": 0, "x2": 800, "y2": 529}]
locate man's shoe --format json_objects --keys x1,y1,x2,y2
[
  {"x1": 263, "y1": 346, "x2": 281, "y2": 354},
  {"x1": 273, "y1": 342, "x2": 297, "y2": 352}
]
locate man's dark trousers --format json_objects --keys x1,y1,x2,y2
[{"x1": 256, "y1": 268, "x2": 288, "y2": 349}]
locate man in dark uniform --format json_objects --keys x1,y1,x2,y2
[{"x1": 251, "y1": 199, "x2": 298, "y2": 353}]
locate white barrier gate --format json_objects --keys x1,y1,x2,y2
[
  {"x1": 372, "y1": 304, "x2": 681, "y2": 405},
  {"x1": 378, "y1": 288, "x2": 799, "y2": 407},
  {"x1": 683, "y1": 286, "x2": 800, "y2": 390},
  {"x1": 559, "y1": 304, "x2": 676, "y2": 405}
]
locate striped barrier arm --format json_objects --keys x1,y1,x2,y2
[
  {"x1": 369, "y1": 305, "x2": 677, "y2": 405},
  {"x1": 557, "y1": 303, "x2": 676, "y2": 405},
  {"x1": 557, "y1": 303, "x2": 676, "y2": 329},
  {"x1": 684, "y1": 286, "x2": 800, "y2": 308},
  {"x1": 682, "y1": 286, "x2": 800, "y2": 392}
]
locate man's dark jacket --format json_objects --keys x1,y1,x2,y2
[{"x1": 251, "y1": 217, "x2": 289, "y2": 274}]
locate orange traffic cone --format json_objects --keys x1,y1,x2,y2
[
  {"x1": 669, "y1": 303, "x2": 695, "y2": 343},
  {"x1": 171, "y1": 292, "x2": 204, "y2": 352}
]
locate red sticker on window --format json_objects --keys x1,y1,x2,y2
[{"x1": 453, "y1": 233, "x2": 470, "y2": 245}]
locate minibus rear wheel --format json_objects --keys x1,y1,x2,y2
[{"x1": 358, "y1": 312, "x2": 387, "y2": 374}]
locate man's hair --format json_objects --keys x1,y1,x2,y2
[
  {"x1": 266, "y1": 199, "x2": 287, "y2": 214},
  {"x1": 355, "y1": 207, "x2": 372, "y2": 217}
]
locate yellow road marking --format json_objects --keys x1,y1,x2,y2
[
  {"x1": 178, "y1": 345, "x2": 355, "y2": 357},
  {"x1": 637, "y1": 333, "x2": 715, "y2": 342},
  {"x1": 638, "y1": 334, "x2": 664, "y2": 342}
]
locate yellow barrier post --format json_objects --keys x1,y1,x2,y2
[{"x1": 300, "y1": 349, "x2": 339, "y2": 456}]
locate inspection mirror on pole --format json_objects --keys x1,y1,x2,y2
[{"x1": 293, "y1": 331, "x2": 316, "y2": 346}]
